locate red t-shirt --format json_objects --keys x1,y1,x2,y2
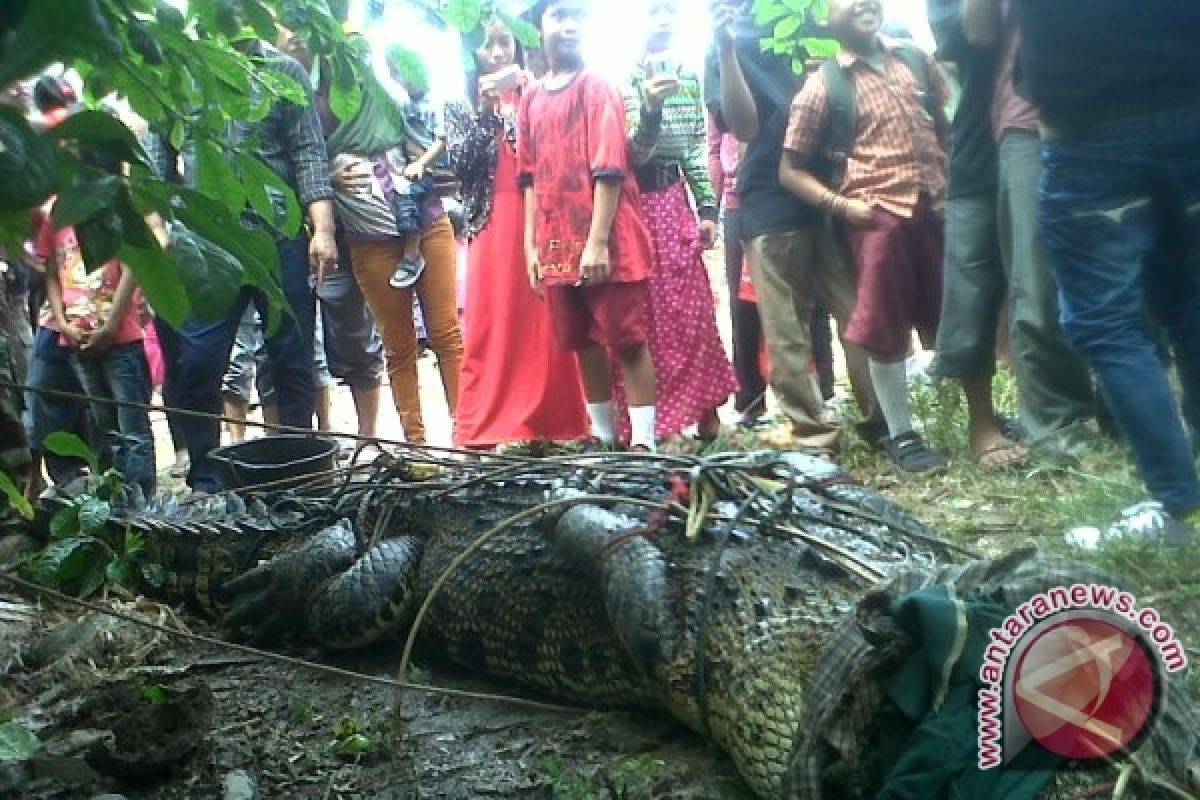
[
  {"x1": 35, "y1": 220, "x2": 143, "y2": 345},
  {"x1": 517, "y1": 70, "x2": 652, "y2": 285}
]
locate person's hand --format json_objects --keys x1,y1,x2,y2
[
  {"x1": 331, "y1": 157, "x2": 372, "y2": 195},
  {"x1": 580, "y1": 238, "x2": 612, "y2": 283},
  {"x1": 81, "y1": 321, "x2": 116, "y2": 354},
  {"x1": 698, "y1": 219, "x2": 718, "y2": 249},
  {"x1": 643, "y1": 75, "x2": 681, "y2": 112},
  {"x1": 59, "y1": 322, "x2": 86, "y2": 349},
  {"x1": 403, "y1": 162, "x2": 426, "y2": 182},
  {"x1": 478, "y1": 72, "x2": 505, "y2": 114},
  {"x1": 524, "y1": 244, "x2": 543, "y2": 295},
  {"x1": 840, "y1": 198, "x2": 877, "y2": 228},
  {"x1": 309, "y1": 229, "x2": 338, "y2": 285}
]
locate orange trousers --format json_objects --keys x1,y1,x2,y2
[{"x1": 349, "y1": 215, "x2": 463, "y2": 443}]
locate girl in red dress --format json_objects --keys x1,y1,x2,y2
[{"x1": 448, "y1": 18, "x2": 589, "y2": 448}]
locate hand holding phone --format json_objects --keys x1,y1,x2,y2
[
  {"x1": 487, "y1": 64, "x2": 522, "y2": 93},
  {"x1": 644, "y1": 56, "x2": 680, "y2": 80}
]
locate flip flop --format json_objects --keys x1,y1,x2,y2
[{"x1": 974, "y1": 440, "x2": 1027, "y2": 471}]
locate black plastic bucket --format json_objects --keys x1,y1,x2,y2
[{"x1": 208, "y1": 435, "x2": 338, "y2": 493}]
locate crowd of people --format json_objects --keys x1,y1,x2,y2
[{"x1": 0, "y1": 0, "x2": 1196, "y2": 541}]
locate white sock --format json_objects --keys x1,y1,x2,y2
[
  {"x1": 629, "y1": 405, "x2": 657, "y2": 450},
  {"x1": 586, "y1": 401, "x2": 615, "y2": 443},
  {"x1": 868, "y1": 359, "x2": 913, "y2": 439}
]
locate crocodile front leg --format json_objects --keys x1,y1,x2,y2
[
  {"x1": 552, "y1": 505, "x2": 676, "y2": 693},
  {"x1": 306, "y1": 535, "x2": 425, "y2": 649},
  {"x1": 223, "y1": 520, "x2": 358, "y2": 641}
]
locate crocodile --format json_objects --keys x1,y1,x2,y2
[{"x1": 47, "y1": 448, "x2": 1200, "y2": 800}]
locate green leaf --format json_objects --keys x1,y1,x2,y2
[
  {"x1": 333, "y1": 733, "x2": 373, "y2": 757},
  {"x1": 752, "y1": 0, "x2": 789, "y2": 26},
  {"x1": 329, "y1": 58, "x2": 364, "y2": 128},
  {"x1": 241, "y1": 0, "x2": 278, "y2": 41},
  {"x1": 35, "y1": 536, "x2": 96, "y2": 585},
  {"x1": 196, "y1": 39, "x2": 250, "y2": 93},
  {"x1": 0, "y1": 108, "x2": 58, "y2": 211},
  {"x1": 45, "y1": 109, "x2": 149, "y2": 167},
  {"x1": 0, "y1": 471, "x2": 32, "y2": 520},
  {"x1": 801, "y1": 37, "x2": 840, "y2": 59},
  {"x1": 195, "y1": 139, "x2": 247, "y2": 215},
  {"x1": 782, "y1": 0, "x2": 813, "y2": 12},
  {"x1": 443, "y1": 0, "x2": 482, "y2": 32},
  {"x1": 169, "y1": 226, "x2": 244, "y2": 320},
  {"x1": 236, "y1": 152, "x2": 276, "y2": 225},
  {"x1": 76, "y1": 555, "x2": 110, "y2": 598},
  {"x1": 50, "y1": 505, "x2": 81, "y2": 540},
  {"x1": 77, "y1": 495, "x2": 111, "y2": 533},
  {"x1": 810, "y1": 0, "x2": 831, "y2": 23},
  {"x1": 51, "y1": 175, "x2": 121, "y2": 229},
  {"x1": 43, "y1": 432, "x2": 99, "y2": 473},
  {"x1": 76, "y1": 209, "x2": 125, "y2": 270},
  {"x1": 172, "y1": 190, "x2": 288, "y2": 330},
  {"x1": 139, "y1": 562, "x2": 166, "y2": 589},
  {"x1": 496, "y1": 10, "x2": 540, "y2": 49},
  {"x1": 140, "y1": 684, "x2": 168, "y2": 705},
  {"x1": 119, "y1": 242, "x2": 192, "y2": 328},
  {"x1": 774, "y1": 16, "x2": 802, "y2": 40},
  {"x1": 0, "y1": 721, "x2": 39, "y2": 763},
  {"x1": 105, "y1": 559, "x2": 132, "y2": 588}
]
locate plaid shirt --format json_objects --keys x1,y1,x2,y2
[
  {"x1": 783, "y1": 39, "x2": 949, "y2": 218},
  {"x1": 143, "y1": 43, "x2": 332, "y2": 211}
]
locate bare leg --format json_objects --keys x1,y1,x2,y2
[
  {"x1": 962, "y1": 373, "x2": 1025, "y2": 468},
  {"x1": 315, "y1": 385, "x2": 332, "y2": 432},
  {"x1": 615, "y1": 343, "x2": 655, "y2": 408},
  {"x1": 350, "y1": 385, "x2": 381, "y2": 439},
  {"x1": 577, "y1": 345, "x2": 614, "y2": 403},
  {"x1": 262, "y1": 401, "x2": 279, "y2": 435},
  {"x1": 224, "y1": 396, "x2": 249, "y2": 443}
]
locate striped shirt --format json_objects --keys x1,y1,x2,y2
[
  {"x1": 623, "y1": 68, "x2": 717, "y2": 216},
  {"x1": 783, "y1": 40, "x2": 949, "y2": 218}
]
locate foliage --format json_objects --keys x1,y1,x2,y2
[
  {"x1": 0, "y1": 720, "x2": 39, "y2": 763},
  {"x1": 540, "y1": 755, "x2": 667, "y2": 800},
  {"x1": 328, "y1": 715, "x2": 379, "y2": 759},
  {"x1": 24, "y1": 433, "x2": 165, "y2": 598},
  {"x1": 0, "y1": 0, "x2": 406, "y2": 331},
  {"x1": 421, "y1": 0, "x2": 542, "y2": 52},
  {"x1": 0, "y1": 470, "x2": 33, "y2": 520},
  {"x1": 0, "y1": 1, "x2": 542, "y2": 332},
  {"x1": 751, "y1": 0, "x2": 841, "y2": 75}
]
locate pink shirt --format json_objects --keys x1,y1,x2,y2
[
  {"x1": 991, "y1": 0, "x2": 1040, "y2": 139},
  {"x1": 35, "y1": 221, "x2": 143, "y2": 345},
  {"x1": 706, "y1": 114, "x2": 740, "y2": 211}
]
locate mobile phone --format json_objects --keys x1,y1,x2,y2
[
  {"x1": 644, "y1": 57, "x2": 680, "y2": 79},
  {"x1": 489, "y1": 64, "x2": 522, "y2": 93}
]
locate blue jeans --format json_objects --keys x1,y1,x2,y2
[
  {"x1": 172, "y1": 235, "x2": 316, "y2": 492},
  {"x1": 70, "y1": 341, "x2": 156, "y2": 496},
  {"x1": 24, "y1": 326, "x2": 90, "y2": 484},
  {"x1": 1039, "y1": 105, "x2": 1200, "y2": 516}
]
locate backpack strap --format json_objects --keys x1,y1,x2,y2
[
  {"x1": 819, "y1": 58, "x2": 856, "y2": 192},
  {"x1": 891, "y1": 42, "x2": 948, "y2": 147}
]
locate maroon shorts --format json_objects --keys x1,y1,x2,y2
[
  {"x1": 545, "y1": 281, "x2": 649, "y2": 352},
  {"x1": 845, "y1": 198, "x2": 944, "y2": 360}
]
